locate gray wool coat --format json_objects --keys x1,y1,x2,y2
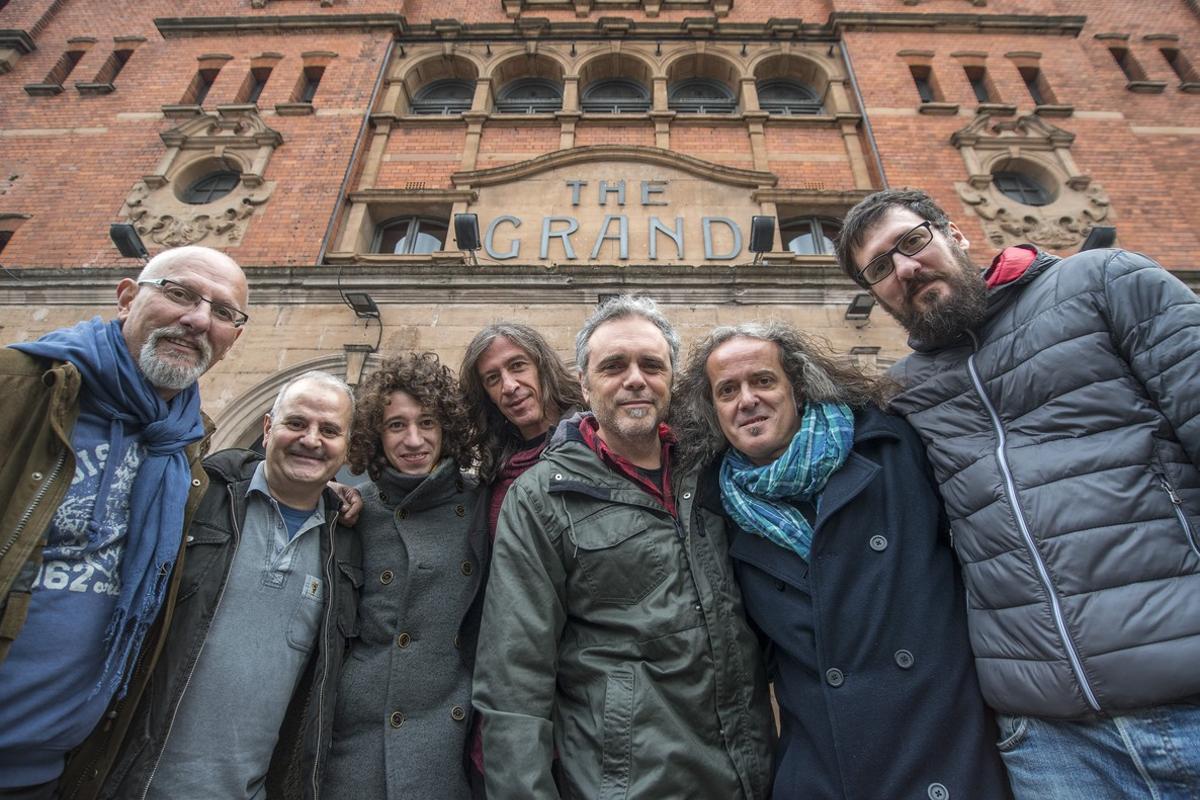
[{"x1": 322, "y1": 458, "x2": 489, "y2": 799}]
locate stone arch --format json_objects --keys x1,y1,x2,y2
[
  {"x1": 663, "y1": 50, "x2": 741, "y2": 85},
  {"x1": 399, "y1": 53, "x2": 481, "y2": 101},
  {"x1": 576, "y1": 51, "x2": 654, "y2": 89},
  {"x1": 487, "y1": 51, "x2": 567, "y2": 86},
  {"x1": 209, "y1": 352, "x2": 384, "y2": 451}
]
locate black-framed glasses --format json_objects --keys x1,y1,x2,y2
[
  {"x1": 857, "y1": 221, "x2": 934, "y2": 286},
  {"x1": 138, "y1": 278, "x2": 249, "y2": 328}
]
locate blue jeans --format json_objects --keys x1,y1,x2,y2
[{"x1": 997, "y1": 702, "x2": 1200, "y2": 800}]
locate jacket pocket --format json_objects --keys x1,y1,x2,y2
[
  {"x1": 571, "y1": 511, "x2": 668, "y2": 605},
  {"x1": 176, "y1": 525, "x2": 231, "y2": 603},
  {"x1": 286, "y1": 575, "x2": 325, "y2": 653},
  {"x1": 1158, "y1": 476, "x2": 1200, "y2": 558},
  {"x1": 995, "y1": 714, "x2": 1029, "y2": 752},
  {"x1": 598, "y1": 667, "x2": 635, "y2": 800}
]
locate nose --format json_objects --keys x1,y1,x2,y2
[
  {"x1": 299, "y1": 424, "x2": 321, "y2": 447},
  {"x1": 501, "y1": 370, "x2": 519, "y2": 395},
  {"x1": 178, "y1": 301, "x2": 214, "y2": 332},
  {"x1": 622, "y1": 364, "x2": 646, "y2": 390},
  {"x1": 737, "y1": 383, "x2": 757, "y2": 410},
  {"x1": 402, "y1": 425, "x2": 423, "y2": 448},
  {"x1": 891, "y1": 251, "x2": 924, "y2": 281}
]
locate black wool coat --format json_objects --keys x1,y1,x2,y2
[{"x1": 704, "y1": 406, "x2": 1010, "y2": 800}]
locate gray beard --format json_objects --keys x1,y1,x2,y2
[{"x1": 139, "y1": 326, "x2": 211, "y2": 391}]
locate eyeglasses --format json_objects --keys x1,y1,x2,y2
[
  {"x1": 138, "y1": 278, "x2": 249, "y2": 328},
  {"x1": 857, "y1": 221, "x2": 934, "y2": 286}
]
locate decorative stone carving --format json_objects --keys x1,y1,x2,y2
[
  {"x1": 120, "y1": 107, "x2": 281, "y2": 247},
  {"x1": 950, "y1": 113, "x2": 1110, "y2": 249}
]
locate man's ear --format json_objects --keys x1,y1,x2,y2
[
  {"x1": 116, "y1": 278, "x2": 139, "y2": 321},
  {"x1": 578, "y1": 371, "x2": 590, "y2": 405},
  {"x1": 261, "y1": 413, "x2": 272, "y2": 449},
  {"x1": 947, "y1": 221, "x2": 970, "y2": 253}
]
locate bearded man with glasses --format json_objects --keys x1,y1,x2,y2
[
  {"x1": 836, "y1": 188, "x2": 1200, "y2": 800},
  {"x1": 0, "y1": 245, "x2": 248, "y2": 800}
]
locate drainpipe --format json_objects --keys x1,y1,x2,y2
[
  {"x1": 317, "y1": 33, "x2": 397, "y2": 264},
  {"x1": 839, "y1": 38, "x2": 888, "y2": 188}
]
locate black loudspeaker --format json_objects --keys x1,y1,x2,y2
[
  {"x1": 749, "y1": 215, "x2": 775, "y2": 253},
  {"x1": 1078, "y1": 226, "x2": 1116, "y2": 252},
  {"x1": 454, "y1": 213, "x2": 481, "y2": 251}
]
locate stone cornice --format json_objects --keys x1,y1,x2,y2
[
  {"x1": 0, "y1": 30, "x2": 37, "y2": 54},
  {"x1": 154, "y1": 14, "x2": 407, "y2": 37},
  {"x1": 452, "y1": 144, "x2": 776, "y2": 188},
  {"x1": 3, "y1": 264, "x2": 1197, "y2": 301},
  {"x1": 828, "y1": 12, "x2": 1086, "y2": 37},
  {"x1": 348, "y1": 188, "x2": 478, "y2": 204}
]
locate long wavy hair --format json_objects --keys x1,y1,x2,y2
[
  {"x1": 349, "y1": 352, "x2": 476, "y2": 480},
  {"x1": 460, "y1": 323, "x2": 584, "y2": 483},
  {"x1": 672, "y1": 321, "x2": 896, "y2": 470}
]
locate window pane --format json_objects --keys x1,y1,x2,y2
[{"x1": 183, "y1": 170, "x2": 240, "y2": 204}]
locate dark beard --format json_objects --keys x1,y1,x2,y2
[{"x1": 879, "y1": 245, "x2": 988, "y2": 348}]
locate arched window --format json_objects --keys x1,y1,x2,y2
[
  {"x1": 668, "y1": 78, "x2": 735, "y2": 114},
  {"x1": 993, "y1": 171, "x2": 1051, "y2": 207},
  {"x1": 374, "y1": 217, "x2": 448, "y2": 254},
  {"x1": 581, "y1": 79, "x2": 650, "y2": 113},
  {"x1": 757, "y1": 79, "x2": 823, "y2": 115},
  {"x1": 411, "y1": 79, "x2": 474, "y2": 115},
  {"x1": 496, "y1": 78, "x2": 563, "y2": 114},
  {"x1": 181, "y1": 169, "x2": 240, "y2": 204},
  {"x1": 781, "y1": 217, "x2": 841, "y2": 255}
]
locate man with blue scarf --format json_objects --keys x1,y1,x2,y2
[
  {"x1": 673, "y1": 321, "x2": 1010, "y2": 799},
  {"x1": 0, "y1": 245, "x2": 248, "y2": 800}
]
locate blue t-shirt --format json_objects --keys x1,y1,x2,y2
[{"x1": 0, "y1": 409, "x2": 145, "y2": 787}]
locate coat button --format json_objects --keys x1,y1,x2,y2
[
  {"x1": 191, "y1": 478, "x2": 202, "y2": 487},
  {"x1": 869, "y1": 535, "x2": 888, "y2": 552},
  {"x1": 396, "y1": 632, "x2": 411, "y2": 648},
  {"x1": 774, "y1": 580, "x2": 786, "y2": 592},
  {"x1": 927, "y1": 784, "x2": 949, "y2": 800},
  {"x1": 186, "y1": 535, "x2": 195, "y2": 544},
  {"x1": 453, "y1": 633, "x2": 460, "y2": 649},
  {"x1": 682, "y1": 492, "x2": 692, "y2": 500},
  {"x1": 380, "y1": 569, "x2": 394, "y2": 585},
  {"x1": 895, "y1": 649, "x2": 915, "y2": 669},
  {"x1": 461, "y1": 561, "x2": 474, "y2": 576},
  {"x1": 389, "y1": 710, "x2": 405, "y2": 728},
  {"x1": 397, "y1": 508, "x2": 409, "y2": 520},
  {"x1": 31, "y1": 472, "x2": 44, "y2": 481},
  {"x1": 455, "y1": 504, "x2": 466, "y2": 517},
  {"x1": 825, "y1": 668, "x2": 845, "y2": 688},
  {"x1": 451, "y1": 705, "x2": 466, "y2": 721},
  {"x1": 554, "y1": 473, "x2": 563, "y2": 481},
  {"x1": 379, "y1": 492, "x2": 389, "y2": 504}
]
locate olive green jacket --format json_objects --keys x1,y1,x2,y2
[
  {"x1": 0, "y1": 349, "x2": 212, "y2": 799},
  {"x1": 473, "y1": 417, "x2": 774, "y2": 800}
]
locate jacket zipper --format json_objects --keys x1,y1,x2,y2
[
  {"x1": 1, "y1": 451, "x2": 68, "y2": 561},
  {"x1": 1159, "y1": 476, "x2": 1200, "y2": 557},
  {"x1": 311, "y1": 509, "x2": 338, "y2": 800},
  {"x1": 965, "y1": 341, "x2": 1101, "y2": 713},
  {"x1": 139, "y1": 483, "x2": 243, "y2": 800}
]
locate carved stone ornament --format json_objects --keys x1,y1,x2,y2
[
  {"x1": 950, "y1": 113, "x2": 1110, "y2": 249},
  {"x1": 120, "y1": 107, "x2": 282, "y2": 247}
]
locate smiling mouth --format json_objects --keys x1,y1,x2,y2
[{"x1": 738, "y1": 415, "x2": 768, "y2": 429}]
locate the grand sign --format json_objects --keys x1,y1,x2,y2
[{"x1": 454, "y1": 146, "x2": 776, "y2": 265}]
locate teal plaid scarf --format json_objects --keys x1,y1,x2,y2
[{"x1": 719, "y1": 402, "x2": 855, "y2": 561}]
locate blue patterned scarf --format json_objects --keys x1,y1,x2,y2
[
  {"x1": 719, "y1": 402, "x2": 855, "y2": 561},
  {"x1": 11, "y1": 317, "x2": 206, "y2": 698}
]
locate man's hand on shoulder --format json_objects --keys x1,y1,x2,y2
[{"x1": 329, "y1": 481, "x2": 363, "y2": 525}]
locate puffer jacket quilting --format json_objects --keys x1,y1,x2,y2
[{"x1": 889, "y1": 247, "x2": 1200, "y2": 719}]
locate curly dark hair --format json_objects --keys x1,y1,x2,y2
[
  {"x1": 460, "y1": 323, "x2": 584, "y2": 484},
  {"x1": 672, "y1": 321, "x2": 896, "y2": 471},
  {"x1": 349, "y1": 352, "x2": 476, "y2": 480},
  {"x1": 834, "y1": 187, "x2": 953, "y2": 287}
]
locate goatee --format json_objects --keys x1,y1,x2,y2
[{"x1": 881, "y1": 244, "x2": 988, "y2": 347}]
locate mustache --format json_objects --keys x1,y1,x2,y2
[
  {"x1": 147, "y1": 325, "x2": 213, "y2": 361},
  {"x1": 902, "y1": 272, "x2": 941, "y2": 303}
]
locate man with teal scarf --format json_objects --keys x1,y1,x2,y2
[
  {"x1": 0, "y1": 245, "x2": 248, "y2": 800},
  {"x1": 674, "y1": 321, "x2": 1010, "y2": 800}
]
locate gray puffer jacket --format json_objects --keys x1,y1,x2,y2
[{"x1": 889, "y1": 247, "x2": 1200, "y2": 719}]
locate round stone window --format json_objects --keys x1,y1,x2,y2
[{"x1": 181, "y1": 169, "x2": 240, "y2": 205}]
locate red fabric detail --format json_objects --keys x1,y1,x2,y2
[
  {"x1": 984, "y1": 245, "x2": 1038, "y2": 288},
  {"x1": 578, "y1": 415, "x2": 676, "y2": 516},
  {"x1": 486, "y1": 437, "x2": 548, "y2": 540}
]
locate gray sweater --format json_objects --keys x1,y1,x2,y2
[{"x1": 322, "y1": 459, "x2": 487, "y2": 799}]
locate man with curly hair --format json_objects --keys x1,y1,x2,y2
[
  {"x1": 473, "y1": 296, "x2": 774, "y2": 800},
  {"x1": 460, "y1": 323, "x2": 584, "y2": 538},
  {"x1": 322, "y1": 352, "x2": 489, "y2": 800},
  {"x1": 672, "y1": 321, "x2": 1009, "y2": 800}
]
